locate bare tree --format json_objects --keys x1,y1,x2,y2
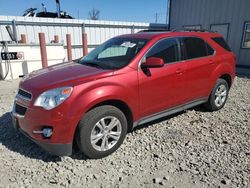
[{"x1": 88, "y1": 8, "x2": 100, "y2": 20}]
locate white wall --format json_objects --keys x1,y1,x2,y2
[
  {"x1": 0, "y1": 44, "x2": 65, "y2": 80},
  {"x1": 0, "y1": 16, "x2": 160, "y2": 60}
]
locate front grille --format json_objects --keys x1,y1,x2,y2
[
  {"x1": 18, "y1": 89, "x2": 32, "y2": 100},
  {"x1": 15, "y1": 103, "x2": 27, "y2": 116}
]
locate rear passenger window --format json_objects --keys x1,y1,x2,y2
[
  {"x1": 212, "y1": 37, "x2": 231, "y2": 51},
  {"x1": 146, "y1": 38, "x2": 179, "y2": 64},
  {"x1": 183, "y1": 37, "x2": 208, "y2": 59}
]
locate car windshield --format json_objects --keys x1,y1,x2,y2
[{"x1": 78, "y1": 37, "x2": 148, "y2": 70}]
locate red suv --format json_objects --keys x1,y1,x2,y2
[{"x1": 12, "y1": 30, "x2": 235, "y2": 159}]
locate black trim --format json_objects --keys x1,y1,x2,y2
[
  {"x1": 138, "y1": 29, "x2": 169, "y2": 33},
  {"x1": 15, "y1": 122, "x2": 72, "y2": 156},
  {"x1": 18, "y1": 89, "x2": 32, "y2": 100},
  {"x1": 183, "y1": 24, "x2": 202, "y2": 30},
  {"x1": 210, "y1": 23, "x2": 230, "y2": 41},
  {"x1": 178, "y1": 37, "x2": 185, "y2": 60},
  {"x1": 35, "y1": 141, "x2": 72, "y2": 156},
  {"x1": 15, "y1": 103, "x2": 27, "y2": 116},
  {"x1": 241, "y1": 21, "x2": 250, "y2": 49},
  {"x1": 133, "y1": 98, "x2": 208, "y2": 128},
  {"x1": 176, "y1": 38, "x2": 182, "y2": 61},
  {"x1": 172, "y1": 28, "x2": 215, "y2": 33}
]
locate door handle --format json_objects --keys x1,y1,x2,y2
[
  {"x1": 176, "y1": 69, "x2": 183, "y2": 75},
  {"x1": 209, "y1": 60, "x2": 215, "y2": 65}
]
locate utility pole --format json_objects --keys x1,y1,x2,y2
[
  {"x1": 166, "y1": 0, "x2": 170, "y2": 24},
  {"x1": 155, "y1": 13, "x2": 158, "y2": 23}
]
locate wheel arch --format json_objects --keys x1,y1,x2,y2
[
  {"x1": 88, "y1": 99, "x2": 134, "y2": 132},
  {"x1": 219, "y1": 74, "x2": 232, "y2": 88},
  {"x1": 72, "y1": 99, "x2": 134, "y2": 151},
  {"x1": 209, "y1": 61, "x2": 235, "y2": 93},
  {"x1": 73, "y1": 98, "x2": 134, "y2": 141}
]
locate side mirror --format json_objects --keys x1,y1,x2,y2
[{"x1": 141, "y1": 57, "x2": 164, "y2": 68}]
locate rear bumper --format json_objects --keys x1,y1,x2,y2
[{"x1": 12, "y1": 112, "x2": 72, "y2": 156}]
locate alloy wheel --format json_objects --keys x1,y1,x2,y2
[
  {"x1": 90, "y1": 116, "x2": 122, "y2": 151},
  {"x1": 214, "y1": 84, "x2": 227, "y2": 107}
]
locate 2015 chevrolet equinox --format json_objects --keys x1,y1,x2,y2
[{"x1": 12, "y1": 31, "x2": 236, "y2": 159}]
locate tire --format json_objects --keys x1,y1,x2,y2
[
  {"x1": 204, "y1": 78, "x2": 229, "y2": 111},
  {"x1": 76, "y1": 105, "x2": 128, "y2": 159}
]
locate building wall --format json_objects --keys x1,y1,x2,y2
[
  {"x1": 169, "y1": 0, "x2": 250, "y2": 67},
  {"x1": 0, "y1": 16, "x2": 167, "y2": 61}
]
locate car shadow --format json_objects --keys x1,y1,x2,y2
[
  {"x1": 190, "y1": 105, "x2": 208, "y2": 112},
  {"x1": 0, "y1": 105, "x2": 209, "y2": 161},
  {"x1": 0, "y1": 112, "x2": 61, "y2": 162}
]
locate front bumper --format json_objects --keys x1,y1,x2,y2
[{"x1": 11, "y1": 109, "x2": 73, "y2": 156}]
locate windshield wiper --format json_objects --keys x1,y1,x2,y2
[{"x1": 83, "y1": 62, "x2": 103, "y2": 69}]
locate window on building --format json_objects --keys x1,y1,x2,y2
[
  {"x1": 183, "y1": 25, "x2": 201, "y2": 30},
  {"x1": 182, "y1": 37, "x2": 208, "y2": 59},
  {"x1": 242, "y1": 22, "x2": 250, "y2": 48},
  {"x1": 146, "y1": 38, "x2": 179, "y2": 64}
]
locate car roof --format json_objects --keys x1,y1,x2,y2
[{"x1": 118, "y1": 31, "x2": 222, "y2": 40}]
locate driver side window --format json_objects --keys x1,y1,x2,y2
[{"x1": 146, "y1": 38, "x2": 179, "y2": 64}]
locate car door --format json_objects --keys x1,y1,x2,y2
[
  {"x1": 138, "y1": 37, "x2": 188, "y2": 118},
  {"x1": 181, "y1": 37, "x2": 215, "y2": 101}
]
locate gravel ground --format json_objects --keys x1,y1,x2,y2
[{"x1": 0, "y1": 77, "x2": 249, "y2": 188}]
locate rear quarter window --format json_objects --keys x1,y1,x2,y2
[{"x1": 212, "y1": 37, "x2": 231, "y2": 51}]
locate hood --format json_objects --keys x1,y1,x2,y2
[{"x1": 20, "y1": 62, "x2": 113, "y2": 92}]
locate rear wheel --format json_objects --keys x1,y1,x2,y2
[
  {"x1": 205, "y1": 78, "x2": 229, "y2": 111},
  {"x1": 76, "y1": 105, "x2": 127, "y2": 159}
]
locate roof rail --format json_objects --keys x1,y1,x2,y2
[
  {"x1": 172, "y1": 28, "x2": 216, "y2": 33},
  {"x1": 138, "y1": 29, "x2": 169, "y2": 33}
]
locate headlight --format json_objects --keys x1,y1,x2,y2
[{"x1": 34, "y1": 87, "x2": 73, "y2": 110}]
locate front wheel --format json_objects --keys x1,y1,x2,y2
[
  {"x1": 205, "y1": 78, "x2": 229, "y2": 111},
  {"x1": 76, "y1": 105, "x2": 128, "y2": 159}
]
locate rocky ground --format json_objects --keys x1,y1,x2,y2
[{"x1": 0, "y1": 77, "x2": 249, "y2": 188}]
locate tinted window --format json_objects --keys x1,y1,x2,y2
[
  {"x1": 212, "y1": 37, "x2": 231, "y2": 51},
  {"x1": 146, "y1": 38, "x2": 179, "y2": 64},
  {"x1": 183, "y1": 37, "x2": 208, "y2": 59}
]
